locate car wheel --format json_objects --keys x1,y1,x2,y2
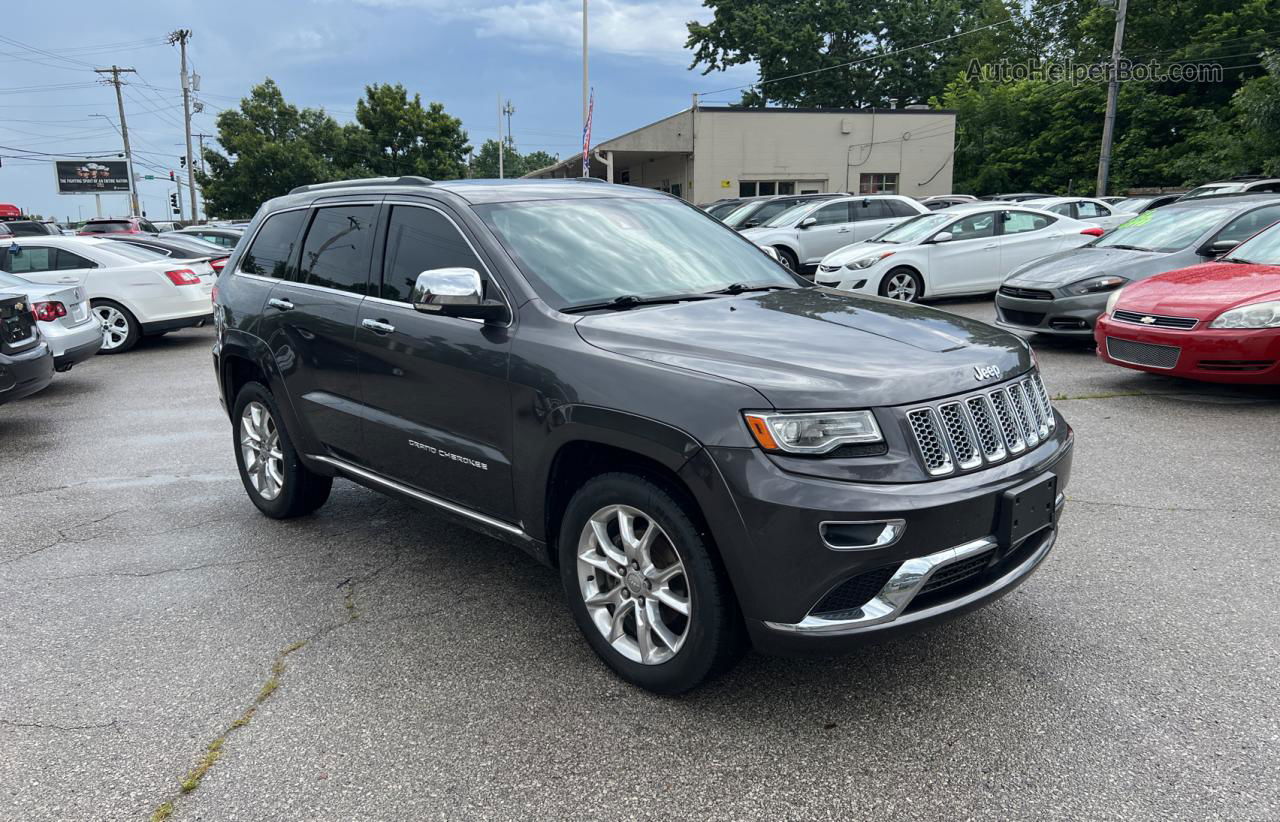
[
  {"x1": 92, "y1": 299, "x2": 140, "y2": 354},
  {"x1": 880, "y1": 267, "x2": 923, "y2": 302},
  {"x1": 774, "y1": 246, "x2": 799, "y2": 272},
  {"x1": 232, "y1": 381, "x2": 332, "y2": 518},
  {"x1": 559, "y1": 472, "x2": 744, "y2": 694}
]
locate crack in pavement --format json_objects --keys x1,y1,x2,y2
[
  {"x1": 1066, "y1": 496, "x2": 1276, "y2": 518},
  {"x1": 0, "y1": 718, "x2": 120, "y2": 733},
  {"x1": 0, "y1": 510, "x2": 129, "y2": 567},
  {"x1": 32, "y1": 548, "x2": 321, "y2": 584}
]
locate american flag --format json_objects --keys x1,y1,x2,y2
[{"x1": 581, "y1": 88, "x2": 594, "y2": 177}]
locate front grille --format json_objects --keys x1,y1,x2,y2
[
  {"x1": 999, "y1": 308, "x2": 1046, "y2": 327},
  {"x1": 1112, "y1": 309, "x2": 1197, "y2": 330},
  {"x1": 1197, "y1": 359, "x2": 1275, "y2": 372},
  {"x1": 1106, "y1": 336, "x2": 1181, "y2": 369},
  {"x1": 904, "y1": 371, "x2": 1055, "y2": 477},
  {"x1": 818, "y1": 264, "x2": 841, "y2": 273},
  {"x1": 918, "y1": 550, "x2": 994, "y2": 596},
  {"x1": 812, "y1": 565, "x2": 899, "y2": 617},
  {"x1": 1000, "y1": 285, "x2": 1054, "y2": 300}
]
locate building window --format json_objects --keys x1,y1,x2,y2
[
  {"x1": 740, "y1": 180, "x2": 805, "y2": 197},
  {"x1": 670, "y1": 183, "x2": 682, "y2": 199},
  {"x1": 859, "y1": 173, "x2": 899, "y2": 194},
  {"x1": 739, "y1": 181, "x2": 756, "y2": 197},
  {"x1": 618, "y1": 169, "x2": 630, "y2": 184}
]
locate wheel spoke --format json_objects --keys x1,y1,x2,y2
[
  {"x1": 608, "y1": 598, "x2": 635, "y2": 643},
  {"x1": 615, "y1": 509, "x2": 639, "y2": 559},
  {"x1": 634, "y1": 603, "x2": 656, "y2": 663},
  {"x1": 653, "y1": 584, "x2": 690, "y2": 616},
  {"x1": 646, "y1": 601, "x2": 681, "y2": 650},
  {"x1": 590, "y1": 518, "x2": 627, "y2": 567},
  {"x1": 579, "y1": 551, "x2": 623, "y2": 579},
  {"x1": 585, "y1": 586, "x2": 621, "y2": 608},
  {"x1": 649, "y1": 562, "x2": 681, "y2": 585}
]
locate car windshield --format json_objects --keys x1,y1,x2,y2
[
  {"x1": 1221, "y1": 220, "x2": 1280, "y2": 265},
  {"x1": 724, "y1": 198, "x2": 813, "y2": 228},
  {"x1": 1093, "y1": 207, "x2": 1232, "y2": 253},
  {"x1": 760, "y1": 201, "x2": 821, "y2": 228},
  {"x1": 719, "y1": 202, "x2": 762, "y2": 227},
  {"x1": 475, "y1": 197, "x2": 797, "y2": 309},
  {"x1": 1111, "y1": 197, "x2": 1152, "y2": 212},
  {"x1": 1182, "y1": 184, "x2": 1241, "y2": 199},
  {"x1": 873, "y1": 212, "x2": 953, "y2": 244}
]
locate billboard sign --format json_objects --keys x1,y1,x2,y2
[{"x1": 54, "y1": 158, "x2": 132, "y2": 195}]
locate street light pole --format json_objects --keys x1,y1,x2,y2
[
  {"x1": 1095, "y1": 0, "x2": 1129, "y2": 197},
  {"x1": 583, "y1": 0, "x2": 589, "y2": 129}
]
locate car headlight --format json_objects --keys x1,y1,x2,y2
[
  {"x1": 1066, "y1": 275, "x2": 1128, "y2": 296},
  {"x1": 845, "y1": 251, "x2": 895, "y2": 270},
  {"x1": 758, "y1": 245, "x2": 780, "y2": 261},
  {"x1": 1105, "y1": 286, "x2": 1126, "y2": 314},
  {"x1": 743, "y1": 410, "x2": 882, "y2": 454},
  {"x1": 1209, "y1": 300, "x2": 1280, "y2": 329}
]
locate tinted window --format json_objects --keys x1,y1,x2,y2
[
  {"x1": 138, "y1": 219, "x2": 159, "y2": 233},
  {"x1": 1076, "y1": 201, "x2": 1108, "y2": 218},
  {"x1": 55, "y1": 250, "x2": 95, "y2": 270},
  {"x1": 852, "y1": 200, "x2": 893, "y2": 221},
  {"x1": 382, "y1": 205, "x2": 484, "y2": 303},
  {"x1": 298, "y1": 206, "x2": 376, "y2": 294},
  {"x1": 1215, "y1": 205, "x2": 1280, "y2": 245},
  {"x1": 1002, "y1": 211, "x2": 1054, "y2": 235},
  {"x1": 81, "y1": 221, "x2": 131, "y2": 233},
  {"x1": 811, "y1": 202, "x2": 850, "y2": 226},
  {"x1": 947, "y1": 212, "x2": 997, "y2": 240},
  {"x1": 241, "y1": 211, "x2": 306, "y2": 279},
  {"x1": 1049, "y1": 204, "x2": 1073, "y2": 217},
  {"x1": 885, "y1": 200, "x2": 918, "y2": 218},
  {"x1": 3, "y1": 247, "x2": 54, "y2": 273}
]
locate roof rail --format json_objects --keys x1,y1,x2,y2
[
  {"x1": 288, "y1": 176, "x2": 434, "y2": 195},
  {"x1": 571, "y1": 176, "x2": 609, "y2": 183}
]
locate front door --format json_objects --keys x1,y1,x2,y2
[
  {"x1": 927, "y1": 210, "x2": 1000, "y2": 295},
  {"x1": 355, "y1": 202, "x2": 516, "y2": 522},
  {"x1": 254, "y1": 202, "x2": 379, "y2": 462}
]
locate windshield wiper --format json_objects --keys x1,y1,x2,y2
[
  {"x1": 1103, "y1": 244, "x2": 1152, "y2": 252},
  {"x1": 706, "y1": 282, "x2": 794, "y2": 295},
  {"x1": 560, "y1": 293, "x2": 717, "y2": 314},
  {"x1": 1220, "y1": 256, "x2": 1254, "y2": 264}
]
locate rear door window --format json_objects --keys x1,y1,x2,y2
[
  {"x1": 240, "y1": 210, "x2": 307, "y2": 279},
  {"x1": 1076, "y1": 201, "x2": 1108, "y2": 218},
  {"x1": 1002, "y1": 211, "x2": 1054, "y2": 235},
  {"x1": 885, "y1": 200, "x2": 919, "y2": 218},
  {"x1": 55, "y1": 250, "x2": 96, "y2": 270},
  {"x1": 852, "y1": 200, "x2": 893, "y2": 221},
  {"x1": 297, "y1": 205, "x2": 377, "y2": 295}
]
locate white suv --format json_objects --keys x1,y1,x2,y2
[{"x1": 740, "y1": 195, "x2": 928, "y2": 272}]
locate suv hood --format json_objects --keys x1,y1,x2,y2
[
  {"x1": 574, "y1": 288, "x2": 1031, "y2": 408},
  {"x1": 1005, "y1": 246, "x2": 1168, "y2": 287}
]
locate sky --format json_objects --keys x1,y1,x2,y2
[{"x1": 0, "y1": 0, "x2": 757, "y2": 221}]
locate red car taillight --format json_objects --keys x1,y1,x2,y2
[
  {"x1": 164, "y1": 268, "x2": 201, "y2": 286},
  {"x1": 31, "y1": 301, "x2": 67, "y2": 322},
  {"x1": 209, "y1": 257, "x2": 227, "y2": 273},
  {"x1": 1081, "y1": 227, "x2": 1105, "y2": 237}
]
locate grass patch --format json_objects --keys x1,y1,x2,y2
[{"x1": 150, "y1": 802, "x2": 174, "y2": 822}]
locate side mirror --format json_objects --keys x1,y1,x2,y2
[
  {"x1": 799, "y1": 216, "x2": 818, "y2": 229},
  {"x1": 411, "y1": 267, "x2": 509, "y2": 323},
  {"x1": 1203, "y1": 239, "x2": 1237, "y2": 257},
  {"x1": 931, "y1": 231, "x2": 954, "y2": 244},
  {"x1": 743, "y1": 220, "x2": 760, "y2": 228}
]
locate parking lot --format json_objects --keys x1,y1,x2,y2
[{"x1": 2, "y1": 297, "x2": 1277, "y2": 821}]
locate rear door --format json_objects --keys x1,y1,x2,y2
[
  {"x1": 852, "y1": 198, "x2": 911, "y2": 241},
  {"x1": 255, "y1": 200, "x2": 379, "y2": 461},
  {"x1": 996, "y1": 210, "x2": 1061, "y2": 281},
  {"x1": 355, "y1": 201, "x2": 516, "y2": 521}
]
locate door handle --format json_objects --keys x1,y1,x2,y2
[
  {"x1": 982, "y1": 243, "x2": 998, "y2": 249},
  {"x1": 267, "y1": 297, "x2": 294, "y2": 311},
  {"x1": 361, "y1": 318, "x2": 396, "y2": 335},
  {"x1": 58, "y1": 277, "x2": 78, "y2": 283},
  {"x1": 837, "y1": 228, "x2": 850, "y2": 233}
]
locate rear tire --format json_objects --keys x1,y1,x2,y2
[
  {"x1": 879, "y1": 267, "x2": 923, "y2": 302},
  {"x1": 558, "y1": 472, "x2": 744, "y2": 694},
  {"x1": 232, "y1": 381, "x2": 332, "y2": 519},
  {"x1": 91, "y1": 299, "x2": 139, "y2": 354}
]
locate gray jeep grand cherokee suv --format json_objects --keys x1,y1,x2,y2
[{"x1": 212, "y1": 177, "x2": 1074, "y2": 693}]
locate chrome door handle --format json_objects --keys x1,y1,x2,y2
[
  {"x1": 361, "y1": 318, "x2": 395, "y2": 335},
  {"x1": 267, "y1": 297, "x2": 294, "y2": 311},
  {"x1": 837, "y1": 228, "x2": 850, "y2": 233},
  {"x1": 58, "y1": 277, "x2": 78, "y2": 283},
  {"x1": 982, "y1": 243, "x2": 998, "y2": 249}
]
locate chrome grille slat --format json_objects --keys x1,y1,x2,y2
[
  {"x1": 1018, "y1": 377, "x2": 1049, "y2": 439},
  {"x1": 1007, "y1": 383, "x2": 1040, "y2": 447},
  {"x1": 907, "y1": 408, "x2": 954, "y2": 476},
  {"x1": 1030, "y1": 373, "x2": 1056, "y2": 433},
  {"x1": 938, "y1": 402, "x2": 982, "y2": 470},
  {"x1": 963, "y1": 395, "x2": 1007, "y2": 462},
  {"x1": 989, "y1": 389, "x2": 1026, "y2": 455}
]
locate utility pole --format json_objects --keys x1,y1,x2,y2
[
  {"x1": 170, "y1": 30, "x2": 199, "y2": 221},
  {"x1": 503, "y1": 99, "x2": 516, "y2": 151},
  {"x1": 497, "y1": 94, "x2": 504, "y2": 179},
  {"x1": 194, "y1": 133, "x2": 211, "y2": 175},
  {"x1": 1095, "y1": 0, "x2": 1128, "y2": 197},
  {"x1": 583, "y1": 0, "x2": 589, "y2": 129},
  {"x1": 94, "y1": 66, "x2": 140, "y2": 216}
]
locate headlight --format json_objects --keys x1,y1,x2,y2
[
  {"x1": 1105, "y1": 286, "x2": 1126, "y2": 314},
  {"x1": 1066, "y1": 275, "x2": 1128, "y2": 296},
  {"x1": 1209, "y1": 300, "x2": 1280, "y2": 329},
  {"x1": 845, "y1": 251, "x2": 895, "y2": 270},
  {"x1": 743, "y1": 410, "x2": 882, "y2": 454},
  {"x1": 759, "y1": 245, "x2": 780, "y2": 261}
]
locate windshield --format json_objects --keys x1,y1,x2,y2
[
  {"x1": 874, "y1": 212, "x2": 953, "y2": 244},
  {"x1": 1112, "y1": 197, "x2": 1152, "y2": 213},
  {"x1": 1222, "y1": 220, "x2": 1280, "y2": 265},
  {"x1": 760, "y1": 201, "x2": 820, "y2": 228},
  {"x1": 475, "y1": 197, "x2": 797, "y2": 309},
  {"x1": 720, "y1": 201, "x2": 762, "y2": 228},
  {"x1": 1093, "y1": 207, "x2": 1231, "y2": 253},
  {"x1": 81, "y1": 221, "x2": 132, "y2": 233}
]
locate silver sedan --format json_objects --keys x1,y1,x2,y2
[{"x1": 0, "y1": 271, "x2": 102, "y2": 371}]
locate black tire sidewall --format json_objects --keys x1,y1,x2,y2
[
  {"x1": 231, "y1": 381, "x2": 329, "y2": 518},
  {"x1": 775, "y1": 246, "x2": 799, "y2": 272},
  {"x1": 879, "y1": 266, "x2": 923, "y2": 302},
  {"x1": 558, "y1": 472, "x2": 737, "y2": 694},
  {"x1": 91, "y1": 299, "x2": 139, "y2": 354}
]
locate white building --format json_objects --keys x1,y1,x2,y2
[{"x1": 525, "y1": 104, "x2": 957, "y2": 202}]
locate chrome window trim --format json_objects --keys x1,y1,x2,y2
[{"x1": 309, "y1": 454, "x2": 526, "y2": 537}]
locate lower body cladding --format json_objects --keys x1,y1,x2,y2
[
  {"x1": 704, "y1": 423, "x2": 1073, "y2": 654},
  {"x1": 995, "y1": 289, "x2": 1107, "y2": 336},
  {"x1": 141, "y1": 311, "x2": 213, "y2": 335},
  {"x1": 1094, "y1": 314, "x2": 1280, "y2": 384}
]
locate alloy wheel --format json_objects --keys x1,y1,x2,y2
[
  {"x1": 576, "y1": 504, "x2": 691, "y2": 665},
  {"x1": 885, "y1": 272, "x2": 918, "y2": 301},
  {"x1": 94, "y1": 305, "x2": 131, "y2": 350},
  {"x1": 239, "y1": 401, "x2": 285, "y2": 501}
]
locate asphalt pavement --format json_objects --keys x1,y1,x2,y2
[{"x1": 2, "y1": 300, "x2": 1277, "y2": 821}]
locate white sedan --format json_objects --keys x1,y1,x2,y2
[
  {"x1": 1019, "y1": 197, "x2": 1137, "y2": 231},
  {"x1": 0, "y1": 236, "x2": 215, "y2": 353},
  {"x1": 813, "y1": 204, "x2": 1104, "y2": 302}
]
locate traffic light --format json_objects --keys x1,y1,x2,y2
[
  {"x1": 170, "y1": 193, "x2": 179, "y2": 214},
  {"x1": 179, "y1": 156, "x2": 186, "y2": 169},
  {"x1": 169, "y1": 170, "x2": 175, "y2": 181}
]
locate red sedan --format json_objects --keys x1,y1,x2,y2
[{"x1": 1094, "y1": 222, "x2": 1280, "y2": 384}]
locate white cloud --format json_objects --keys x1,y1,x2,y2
[{"x1": 346, "y1": 0, "x2": 710, "y2": 65}]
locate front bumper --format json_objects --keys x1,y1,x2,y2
[
  {"x1": 1094, "y1": 313, "x2": 1280, "y2": 384},
  {"x1": 995, "y1": 289, "x2": 1109, "y2": 336},
  {"x1": 706, "y1": 422, "x2": 1073, "y2": 654}
]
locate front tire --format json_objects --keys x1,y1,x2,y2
[
  {"x1": 558, "y1": 472, "x2": 743, "y2": 694},
  {"x1": 232, "y1": 381, "x2": 332, "y2": 518},
  {"x1": 774, "y1": 246, "x2": 799, "y2": 273},
  {"x1": 879, "y1": 267, "x2": 923, "y2": 302},
  {"x1": 92, "y1": 299, "x2": 139, "y2": 353}
]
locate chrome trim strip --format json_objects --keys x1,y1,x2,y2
[
  {"x1": 1111, "y1": 309, "x2": 1197, "y2": 330},
  {"x1": 819, "y1": 519, "x2": 906, "y2": 551},
  {"x1": 309, "y1": 454, "x2": 526, "y2": 537}
]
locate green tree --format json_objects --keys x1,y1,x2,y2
[
  {"x1": 354, "y1": 83, "x2": 470, "y2": 179},
  {"x1": 468, "y1": 138, "x2": 552, "y2": 178}
]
